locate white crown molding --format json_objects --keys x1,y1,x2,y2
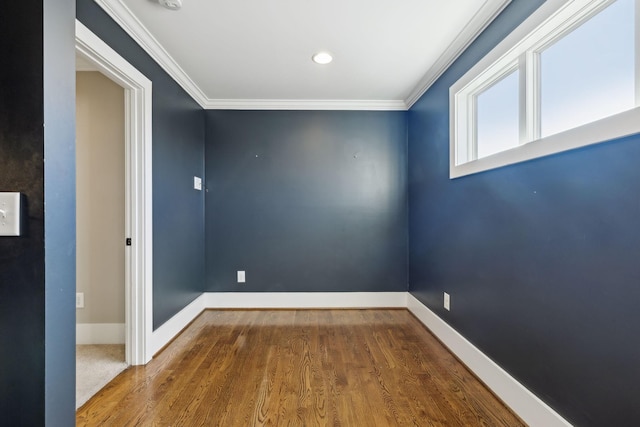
[
  {"x1": 94, "y1": 0, "x2": 509, "y2": 111},
  {"x1": 93, "y1": 0, "x2": 210, "y2": 107},
  {"x1": 404, "y1": 0, "x2": 512, "y2": 108},
  {"x1": 202, "y1": 99, "x2": 408, "y2": 111},
  {"x1": 92, "y1": 0, "x2": 409, "y2": 111}
]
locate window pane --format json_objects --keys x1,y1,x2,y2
[
  {"x1": 476, "y1": 69, "x2": 520, "y2": 159},
  {"x1": 540, "y1": 0, "x2": 635, "y2": 138}
]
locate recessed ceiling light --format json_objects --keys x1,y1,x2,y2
[
  {"x1": 312, "y1": 52, "x2": 333, "y2": 65},
  {"x1": 159, "y1": 0, "x2": 182, "y2": 10}
]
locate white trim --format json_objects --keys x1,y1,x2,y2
[
  {"x1": 76, "y1": 323, "x2": 126, "y2": 345},
  {"x1": 76, "y1": 20, "x2": 154, "y2": 366},
  {"x1": 202, "y1": 292, "x2": 408, "y2": 309},
  {"x1": 150, "y1": 292, "x2": 406, "y2": 354},
  {"x1": 451, "y1": 107, "x2": 640, "y2": 178},
  {"x1": 151, "y1": 294, "x2": 207, "y2": 355},
  {"x1": 92, "y1": 0, "x2": 510, "y2": 111},
  {"x1": 75, "y1": 62, "x2": 98, "y2": 72},
  {"x1": 93, "y1": 0, "x2": 209, "y2": 108},
  {"x1": 202, "y1": 99, "x2": 408, "y2": 111},
  {"x1": 454, "y1": 0, "x2": 571, "y2": 96},
  {"x1": 149, "y1": 291, "x2": 572, "y2": 424},
  {"x1": 404, "y1": 0, "x2": 512, "y2": 108},
  {"x1": 450, "y1": 0, "x2": 640, "y2": 179},
  {"x1": 406, "y1": 295, "x2": 572, "y2": 427},
  {"x1": 93, "y1": 0, "x2": 405, "y2": 111}
]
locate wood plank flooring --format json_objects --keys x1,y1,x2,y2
[{"x1": 76, "y1": 309, "x2": 524, "y2": 426}]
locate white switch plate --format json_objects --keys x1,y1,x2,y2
[
  {"x1": 237, "y1": 270, "x2": 246, "y2": 283},
  {"x1": 0, "y1": 192, "x2": 22, "y2": 236},
  {"x1": 444, "y1": 292, "x2": 451, "y2": 311},
  {"x1": 76, "y1": 293, "x2": 85, "y2": 309},
  {"x1": 194, "y1": 176, "x2": 202, "y2": 191}
]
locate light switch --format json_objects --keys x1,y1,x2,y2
[
  {"x1": 194, "y1": 176, "x2": 202, "y2": 191},
  {"x1": 0, "y1": 192, "x2": 22, "y2": 236}
]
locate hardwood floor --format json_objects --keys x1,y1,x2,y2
[{"x1": 77, "y1": 309, "x2": 524, "y2": 426}]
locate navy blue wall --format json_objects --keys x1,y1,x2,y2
[
  {"x1": 205, "y1": 110, "x2": 407, "y2": 292},
  {"x1": 409, "y1": 1, "x2": 640, "y2": 425},
  {"x1": 44, "y1": 0, "x2": 77, "y2": 424},
  {"x1": 0, "y1": 0, "x2": 76, "y2": 424},
  {"x1": 77, "y1": 0, "x2": 205, "y2": 328}
]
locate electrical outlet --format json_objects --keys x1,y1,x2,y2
[
  {"x1": 76, "y1": 293, "x2": 85, "y2": 309},
  {"x1": 237, "y1": 270, "x2": 246, "y2": 283},
  {"x1": 443, "y1": 292, "x2": 450, "y2": 311},
  {"x1": 194, "y1": 176, "x2": 202, "y2": 191}
]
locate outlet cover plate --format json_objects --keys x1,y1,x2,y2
[
  {"x1": 76, "y1": 293, "x2": 85, "y2": 309},
  {"x1": 237, "y1": 270, "x2": 246, "y2": 283},
  {"x1": 444, "y1": 292, "x2": 451, "y2": 311}
]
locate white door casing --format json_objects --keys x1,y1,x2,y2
[{"x1": 75, "y1": 20, "x2": 153, "y2": 365}]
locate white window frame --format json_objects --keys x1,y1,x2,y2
[{"x1": 450, "y1": 0, "x2": 640, "y2": 179}]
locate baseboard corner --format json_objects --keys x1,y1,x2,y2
[{"x1": 406, "y1": 294, "x2": 571, "y2": 427}]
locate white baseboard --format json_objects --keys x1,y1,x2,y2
[
  {"x1": 148, "y1": 291, "x2": 570, "y2": 426},
  {"x1": 202, "y1": 292, "x2": 408, "y2": 309},
  {"x1": 406, "y1": 294, "x2": 571, "y2": 427},
  {"x1": 76, "y1": 323, "x2": 125, "y2": 344},
  {"x1": 151, "y1": 294, "x2": 206, "y2": 355},
  {"x1": 150, "y1": 292, "x2": 406, "y2": 354}
]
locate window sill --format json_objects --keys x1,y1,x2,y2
[{"x1": 449, "y1": 106, "x2": 640, "y2": 179}]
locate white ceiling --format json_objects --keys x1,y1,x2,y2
[{"x1": 94, "y1": 0, "x2": 510, "y2": 110}]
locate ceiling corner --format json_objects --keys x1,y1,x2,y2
[
  {"x1": 93, "y1": 0, "x2": 209, "y2": 108},
  {"x1": 404, "y1": 0, "x2": 512, "y2": 109}
]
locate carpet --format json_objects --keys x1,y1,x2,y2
[{"x1": 76, "y1": 344, "x2": 128, "y2": 409}]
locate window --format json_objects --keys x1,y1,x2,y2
[
  {"x1": 477, "y1": 68, "x2": 520, "y2": 159},
  {"x1": 450, "y1": 0, "x2": 640, "y2": 178}
]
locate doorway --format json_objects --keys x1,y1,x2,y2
[
  {"x1": 75, "y1": 68, "x2": 127, "y2": 408},
  {"x1": 75, "y1": 20, "x2": 153, "y2": 370}
]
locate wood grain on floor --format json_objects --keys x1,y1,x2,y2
[{"x1": 76, "y1": 309, "x2": 524, "y2": 426}]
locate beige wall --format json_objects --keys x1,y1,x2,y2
[{"x1": 76, "y1": 71, "x2": 125, "y2": 324}]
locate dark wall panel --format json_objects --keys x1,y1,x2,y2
[
  {"x1": 0, "y1": 3, "x2": 46, "y2": 424},
  {"x1": 77, "y1": 0, "x2": 205, "y2": 328},
  {"x1": 0, "y1": 0, "x2": 76, "y2": 424},
  {"x1": 44, "y1": 0, "x2": 77, "y2": 424},
  {"x1": 205, "y1": 110, "x2": 407, "y2": 292},
  {"x1": 408, "y1": 1, "x2": 640, "y2": 425}
]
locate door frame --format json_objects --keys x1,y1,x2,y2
[{"x1": 75, "y1": 20, "x2": 153, "y2": 365}]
